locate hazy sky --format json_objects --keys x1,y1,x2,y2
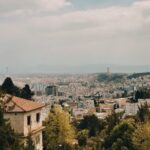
[{"x1": 0, "y1": 0, "x2": 150, "y2": 73}]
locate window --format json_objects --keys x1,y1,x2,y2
[
  {"x1": 36, "y1": 113, "x2": 40, "y2": 123},
  {"x1": 27, "y1": 116, "x2": 31, "y2": 125}
]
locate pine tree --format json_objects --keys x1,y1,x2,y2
[
  {"x1": 21, "y1": 84, "x2": 33, "y2": 100},
  {"x1": 1, "y1": 77, "x2": 20, "y2": 96},
  {"x1": 1, "y1": 77, "x2": 14, "y2": 93}
]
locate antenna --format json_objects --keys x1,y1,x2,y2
[{"x1": 107, "y1": 67, "x2": 110, "y2": 75}]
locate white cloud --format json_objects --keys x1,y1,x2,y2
[
  {"x1": 1, "y1": 0, "x2": 150, "y2": 40},
  {"x1": 0, "y1": 0, "x2": 71, "y2": 16},
  {"x1": 24, "y1": 0, "x2": 150, "y2": 40},
  {"x1": 36, "y1": 0, "x2": 71, "y2": 11},
  {"x1": 0, "y1": 0, "x2": 150, "y2": 70}
]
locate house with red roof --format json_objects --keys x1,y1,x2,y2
[{"x1": 3, "y1": 94, "x2": 45, "y2": 150}]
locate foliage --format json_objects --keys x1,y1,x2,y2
[
  {"x1": 136, "y1": 103, "x2": 150, "y2": 122},
  {"x1": 0, "y1": 105, "x2": 21, "y2": 150},
  {"x1": 128, "y1": 72, "x2": 150, "y2": 79},
  {"x1": 132, "y1": 122, "x2": 150, "y2": 150},
  {"x1": 1, "y1": 77, "x2": 20, "y2": 96},
  {"x1": 24, "y1": 133, "x2": 35, "y2": 150},
  {"x1": 86, "y1": 136, "x2": 103, "y2": 150},
  {"x1": 43, "y1": 106, "x2": 75, "y2": 150},
  {"x1": 104, "y1": 120, "x2": 135, "y2": 150},
  {"x1": 0, "y1": 77, "x2": 34, "y2": 100},
  {"x1": 106, "y1": 111, "x2": 123, "y2": 134},
  {"x1": 77, "y1": 130, "x2": 89, "y2": 146},
  {"x1": 97, "y1": 73, "x2": 125, "y2": 82},
  {"x1": 21, "y1": 84, "x2": 34, "y2": 100},
  {"x1": 78, "y1": 115, "x2": 104, "y2": 137},
  {"x1": 135, "y1": 89, "x2": 150, "y2": 100}
]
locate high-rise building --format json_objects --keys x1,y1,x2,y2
[{"x1": 45, "y1": 85, "x2": 58, "y2": 96}]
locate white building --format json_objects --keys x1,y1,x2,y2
[{"x1": 72, "y1": 108, "x2": 88, "y2": 120}]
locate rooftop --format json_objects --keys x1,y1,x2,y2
[{"x1": 3, "y1": 95, "x2": 45, "y2": 113}]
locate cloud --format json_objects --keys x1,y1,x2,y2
[
  {"x1": 1, "y1": 0, "x2": 150, "y2": 42},
  {"x1": 0, "y1": 0, "x2": 150, "y2": 72},
  {"x1": 25, "y1": 0, "x2": 150, "y2": 39},
  {"x1": 0, "y1": 0, "x2": 71, "y2": 16}
]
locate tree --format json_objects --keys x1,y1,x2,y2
[
  {"x1": 0, "y1": 78, "x2": 34, "y2": 100},
  {"x1": 1, "y1": 77, "x2": 20, "y2": 97},
  {"x1": 0, "y1": 104, "x2": 21, "y2": 150},
  {"x1": 136, "y1": 103, "x2": 150, "y2": 122},
  {"x1": 132, "y1": 122, "x2": 150, "y2": 150},
  {"x1": 24, "y1": 133, "x2": 35, "y2": 150},
  {"x1": 78, "y1": 115, "x2": 103, "y2": 137},
  {"x1": 104, "y1": 120, "x2": 135, "y2": 150},
  {"x1": 21, "y1": 84, "x2": 33, "y2": 100},
  {"x1": 1, "y1": 77, "x2": 14, "y2": 92},
  {"x1": 135, "y1": 88, "x2": 150, "y2": 100},
  {"x1": 77, "y1": 130, "x2": 88, "y2": 146},
  {"x1": 135, "y1": 90, "x2": 141, "y2": 101},
  {"x1": 111, "y1": 138, "x2": 129, "y2": 150},
  {"x1": 1, "y1": 77, "x2": 18, "y2": 95},
  {"x1": 106, "y1": 111, "x2": 123, "y2": 134},
  {"x1": 43, "y1": 106, "x2": 75, "y2": 150}
]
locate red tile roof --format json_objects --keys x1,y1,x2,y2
[{"x1": 4, "y1": 95, "x2": 45, "y2": 113}]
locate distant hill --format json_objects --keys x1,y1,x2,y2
[
  {"x1": 128, "y1": 72, "x2": 150, "y2": 79},
  {"x1": 97, "y1": 72, "x2": 150, "y2": 82},
  {"x1": 97, "y1": 73, "x2": 126, "y2": 82}
]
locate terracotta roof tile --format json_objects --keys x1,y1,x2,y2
[{"x1": 5, "y1": 95, "x2": 45, "y2": 112}]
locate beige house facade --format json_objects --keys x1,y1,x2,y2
[{"x1": 3, "y1": 95, "x2": 45, "y2": 150}]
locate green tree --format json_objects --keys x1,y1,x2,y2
[
  {"x1": 104, "y1": 120, "x2": 135, "y2": 150},
  {"x1": 1, "y1": 77, "x2": 20, "y2": 96},
  {"x1": 132, "y1": 122, "x2": 150, "y2": 150},
  {"x1": 136, "y1": 103, "x2": 150, "y2": 122},
  {"x1": 0, "y1": 105, "x2": 21, "y2": 150},
  {"x1": 77, "y1": 130, "x2": 88, "y2": 146},
  {"x1": 21, "y1": 84, "x2": 33, "y2": 100},
  {"x1": 1, "y1": 77, "x2": 14, "y2": 93},
  {"x1": 78, "y1": 115, "x2": 103, "y2": 137},
  {"x1": 24, "y1": 133, "x2": 35, "y2": 150},
  {"x1": 0, "y1": 78, "x2": 34, "y2": 100},
  {"x1": 44, "y1": 106, "x2": 75, "y2": 150},
  {"x1": 106, "y1": 111, "x2": 123, "y2": 134},
  {"x1": 135, "y1": 90, "x2": 142, "y2": 101}
]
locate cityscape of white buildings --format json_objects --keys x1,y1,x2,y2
[
  {"x1": 0, "y1": 73, "x2": 150, "y2": 121},
  {"x1": 1, "y1": 73, "x2": 150, "y2": 149}
]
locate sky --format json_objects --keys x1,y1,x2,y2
[{"x1": 0, "y1": 0, "x2": 150, "y2": 73}]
